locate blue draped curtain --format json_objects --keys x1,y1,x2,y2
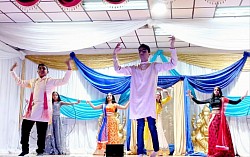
[
  {"x1": 60, "y1": 95, "x2": 103, "y2": 120},
  {"x1": 226, "y1": 96, "x2": 250, "y2": 116},
  {"x1": 70, "y1": 52, "x2": 130, "y2": 94},
  {"x1": 186, "y1": 53, "x2": 248, "y2": 93}
]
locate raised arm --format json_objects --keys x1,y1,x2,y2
[
  {"x1": 66, "y1": 57, "x2": 72, "y2": 70},
  {"x1": 169, "y1": 36, "x2": 178, "y2": 66},
  {"x1": 170, "y1": 36, "x2": 175, "y2": 49},
  {"x1": 116, "y1": 101, "x2": 129, "y2": 110},
  {"x1": 161, "y1": 90, "x2": 171, "y2": 104},
  {"x1": 155, "y1": 36, "x2": 178, "y2": 72},
  {"x1": 113, "y1": 43, "x2": 122, "y2": 71},
  {"x1": 113, "y1": 43, "x2": 132, "y2": 75},
  {"x1": 228, "y1": 90, "x2": 248, "y2": 105},
  {"x1": 10, "y1": 62, "x2": 32, "y2": 88},
  {"x1": 241, "y1": 91, "x2": 248, "y2": 100},
  {"x1": 60, "y1": 99, "x2": 81, "y2": 106},
  {"x1": 50, "y1": 58, "x2": 72, "y2": 86},
  {"x1": 86, "y1": 100, "x2": 103, "y2": 110},
  {"x1": 187, "y1": 90, "x2": 210, "y2": 104}
]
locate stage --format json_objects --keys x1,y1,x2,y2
[
  {"x1": 0, "y1": 154, "x2": 177, "y2": 157},
  {"x1": 0, "y1": 155, "x2": 176, "y2": 157}
]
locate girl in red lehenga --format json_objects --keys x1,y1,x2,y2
[
  {"x1": 86, "y1": 93, "x2": 129, "y2": 155},
  {"x1": 188, "y1": 86, "x2": 247, "y2": 157}
]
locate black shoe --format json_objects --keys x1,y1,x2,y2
[
  {"x1": 18, "y1": 152, "x2": 28, "y2": 156},
  {"x1": 36, "y1": 153, "x2": 43, "y2": 156}
]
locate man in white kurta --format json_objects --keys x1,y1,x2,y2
[
  {"x1": 113, "y1": 37, "x2": 177, "y2": 157},
  {"x1": 10, "y1": 60, "x2": 72, "y2": 156}
]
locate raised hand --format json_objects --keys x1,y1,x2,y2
[
  {"x1": 157, "y1": 86, "x2": 163, "y2": 91},
  {"x1": 169, "y1": 36, "x2": 175, "y2": 49},
  {"x1": 241, "y1": 91, "x2": 248, "y2": 100},
  {"x1": 164, "y1": 90, "x2": 170, "y2": 96},
  {"x1": 187, "y1": 90, "x2": 193, "y2": 98},
  {"x1": 65, "y1": 58, "x2": 72, "y2": 70},
  {"x1": 113, "y1": 43, "x2": 122, "y2": 55},
  {"x1": 76, "y1": 99, "x2": 81, "y2": 104},
  {"x1": 86, "y1": 100, "x2": 90, "y2": 104},
  {"x1": 10, "y1": 62, "x2": 17, "y2": 71}
]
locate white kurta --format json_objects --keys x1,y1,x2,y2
[
  {"x1": 114, "y1": 49, "x2": 177, "y2": 119},
  {"x1": 11, "y1": 70, "x2": 72, "y2": 122}
]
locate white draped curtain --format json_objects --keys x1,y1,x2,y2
[
  {"x1": 152, "y1": 17, "x2": 250, "y2": 50},
  {"x1": 0, "y1": 20, "x2": 148, "y2": 53},
  {"x1": 0, "y1": 58, "x2": 22, "y2": 154},
  {"x1": 0, "y1": 41, "x2": 25, "y2": 60},
  {"x1": 0, "y1": 17, "x2": 249, "y2": 54}
]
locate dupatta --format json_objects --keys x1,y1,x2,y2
[
  {"x1": 24, "y1": 78, "x2": 50, "y2": 120},
  {"x1": 97, "y1": 103, "x2": 108, "y2": 143},
  {"x1": 216, "y1": 97, "x2": 230, "y2": 151}
]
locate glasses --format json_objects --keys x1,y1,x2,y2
[
  {"x1": 38, "y1": 67, "x2": 47, "y2": 71},
  {"x1": 138, "y1": 49, "x2": 148, "y2": 53}
]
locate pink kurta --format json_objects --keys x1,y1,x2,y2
[
  {"x1": 114, "y1": 49, "x2": 177, "y2": 119},
  {"x1": 10, "y1": 70, "x2": 72, "y2": 122}
]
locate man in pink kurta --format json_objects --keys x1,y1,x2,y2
[
  {"x1": 113, "y1": 37, "x2": 177, "y2": 157},
  {"x1": 10, "y1": 60, "x2": 72, "y2": 156}
]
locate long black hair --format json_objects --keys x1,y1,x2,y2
[
  {"x1": 52, "y1": 91, "x2": 62, "y2": 104},
  {"x1": 211, "y1": 86, "x2": 223, "y2": 99},
  {"x1": 105, "y1": 93, "x2": 116, "y2": 104}
]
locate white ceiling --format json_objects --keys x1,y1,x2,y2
[{"x1": 0, "y1": 0, "x2": 249, "y2": 54}]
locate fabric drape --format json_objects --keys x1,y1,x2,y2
[
  {"x1": 155, "y1": 50, "x2": 194, "y2": 153},
  {"x1": 0, "y1": 58, "x2": 22, "y2": 153},
  {"x1": 173, "y1": 81, "x2": 186, "y2": 155},
  {"x1": 0, "y1": 18, "x2": 249, "y2": 53},
  {"x1": 25, "y1": 53, "x2": 250, "y2": 71},
  {"x1": 0, "y1": 20, "x2": 147, "y2": 52},
  {"x1": 152, "y1": 17, "x2": 250, "y2": 50},
  {"x1": 225, "y1": 96, "x2": 250, "y2": 116},
  {"x1": 228, "y1": 117, "x2": 250, "y2": 156},
  {"x1": 187, "y1": 52, "x2": 248, "y2": 93},
  {"x1": 0, "y1": 41, "x2": 25, "y2": 60},
  {"x1": 60, "y1": 95, "x2": 103, "y2": 120},
  {"x1": 70, "y1": 52, "x2": 131, "y2": 95}
]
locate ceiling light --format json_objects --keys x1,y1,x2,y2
[
  {"x1": 215, "y1": 7, "x2": 250, "y2": 17},
  {"x1": 83, "y1": 0, "x2": 148, "y2": 11},
  {"x1": 151, "y1": 1, "x2": 170, "y2": 17}
]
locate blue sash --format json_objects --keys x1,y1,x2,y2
[{"x1": 97, "y1": 104, "x2": 108, "y2": 143}]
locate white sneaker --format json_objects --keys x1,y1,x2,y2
[
  {"x1": 150, "y1": 151, "x2": 157, "y2": 157},
  {"x1": 138, "y1": 154, "x2": 143, "y2": 157}
]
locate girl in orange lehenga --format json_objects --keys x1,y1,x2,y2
[{"x1": 86, "y1": 93, "x2": 129, "y2": 155}]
